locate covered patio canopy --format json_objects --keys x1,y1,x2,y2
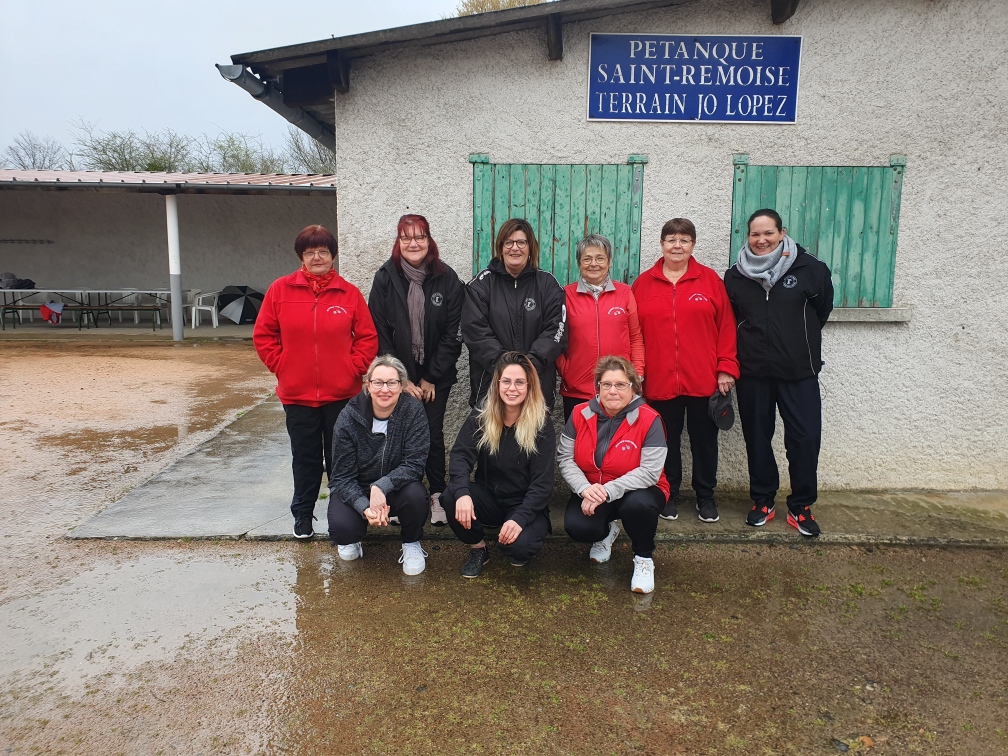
[{"x1": 0, "y1": 169, "x2": 337, "y2": 340}]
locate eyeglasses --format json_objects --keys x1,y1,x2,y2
[
  {"x1": 368, "y1": 379, "x2": 402, "y2": 389},
  {"x1": 303, "y1": 249, "x2": 332, "y2": 259},
  {"x1": 499, "y1": 378, "x2": 528, "y2": 389},
  {"x1": 399, "y1": 234, "x2": 428, "y2": 243},
  {"x1": 502, "y1": 239, "x2": 529, "y2": 250},
  {"x1": 662, "y1": 236, "x2": 694, "y2": 246},
  {"x1": 599, "y1": 381, "x2": 632, "y2": 392},
  {"x1": 580, "y1": 255, "x2": 609, "y2": 265}
]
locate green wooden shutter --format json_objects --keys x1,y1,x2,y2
[
  {"x1": 729, "y1": 155, "x2": 905, "y2": 308},
  {"x1": 470, "y1": 155, "x2": 646, "y2": 285}
]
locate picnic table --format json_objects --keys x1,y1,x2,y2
[{"x1": 0, "y1": 289, "x2": 176, "y2": 331}]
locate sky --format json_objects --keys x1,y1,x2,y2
[{"x1": 0, "y1": 0, "x2": 460, "y2": 154}]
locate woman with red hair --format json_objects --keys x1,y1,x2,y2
[
  {"x1": 368, "y1": 214, "x2": 464, "y2": 526},
  {"x1": 254, "y1": 224, "x2": 378, "y2": 539}
]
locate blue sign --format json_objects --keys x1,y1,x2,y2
[{"x1": 588, "y1": 33, "x2": 802, "y2": 124}]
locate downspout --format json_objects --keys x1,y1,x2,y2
[{"x1": 215, "y1": 64, "x2": 336, "y2": 152}]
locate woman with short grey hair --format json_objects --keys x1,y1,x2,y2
[
  {"x1": 556, "y1": 233, "x2": 645, "y2": 420},
  {"x1": 327, "y1": 354, "x2": 432, "y2": 574}
]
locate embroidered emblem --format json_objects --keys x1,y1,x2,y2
[
  {"x1": 615, "y1": 440, "x2": 639, "y2": 452},
  {"x1": 431, "y1": 292, "x2": 443, "y2": 306},
  {"x1": 608, "y1": 307, "x2": 627, "y2": 316},
  {"x1": 524, "y1": 297, "x2": 537, "y2": 312},
  {"x1": 326, "y1": 305, "x2": 348, "y2": 315},
  {"x1": 688, "y1": 293, "x2": 708, "y2": 302},
  {"x1": 783, "y1": 274, "x2": 798, "y2": 289}
]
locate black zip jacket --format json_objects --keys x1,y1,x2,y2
[
  {"x1": 447, "y1": 407, "x2": 556, "y2": 529},
  {"x1": 462, "y1": 258, "x2": 567, "y2": 406},
  {"x1": 368, "y1": 259, "x2": 464, "y2": 389},
  {"x1": 328, "y1": 391, "x2": 430, "y2": 515},
  {"x1": 724, "y1": 246, "x2": 834, "y2": 381}
]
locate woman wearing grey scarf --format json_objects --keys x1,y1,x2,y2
[
  {"x1": 724, "y1": 209, "x2": 834, "y2": 538},
  {"x1": 368, "y1": 215, "x2": 465, "y2": 527}
]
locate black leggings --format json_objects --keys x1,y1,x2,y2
[
  {"x1": 423, "y1": 385, "x2": 451, "y2": 495},
  {"x1": 441, "y1": 482, "x2": 550, "y2": 563},
  {"x1": 650, "y1": 396, "x2": 719, "y2": 501},
  {"x1": 327, "y1": 480, "x2": 428, "y2": 545},
  {"x1": 283, "y1": 400, "x2": 348, "y2": 518},
  {"x1": 563, "y1": 486, "x2": 663, "y2": 557}
]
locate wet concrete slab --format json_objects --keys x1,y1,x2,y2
[{"x1": 69, "y1": 397, "x2": 1008, "y2": 547}]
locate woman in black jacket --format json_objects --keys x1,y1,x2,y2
[
  {"x1": 327, "y1": 355, "x2": 431, "y2": 575},
  {"x1": 462, "y1": 218, "x2": 567, "y2": 408},
  {"x1": 368, "y1": 214, "x2": 464, "y2": 527},
  {"x1": 441, "y1": 352, "x2": 555, "y2": 578},
  {"x1": 724, "y1": 209, "x2": 834, "y2": 537}
]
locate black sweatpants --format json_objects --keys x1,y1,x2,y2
[
  {"x1": 563, "y1": 486, "x2": 663, "y2": 557},
  {"x1": 327, "y1": 480, "x2": 428, "y2": 545},
  {"x1": 650, "y1": 396, "x2": 719, "y2": 501},
  {"x1": 735, "y1": 375, "x2": 821, "y2": 510},
  {"x1": 423, "y1": 385, "x2": 451, "y2": 495},
  {"x1": 283, "y1": 400, "x2": 348, "y2": 519},
  {"x1": 441, "y1": 482, "x2": 550, "y2": 563}
]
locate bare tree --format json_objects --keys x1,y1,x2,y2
[
  {"x1": 2, "y1": 131, "x2": 70, "y2": 170},
  {"x1": 284, "y1": 127, "x2": 337, "y2": 174},
  {"x1": 193, "y1": 132, "x2": 287, "y2": 173},
  {"x1": 456, "y1": 0, "x2": 546, "y2": 15},
  {"x1": 71, "y1": 120, "x2": 194, "y2": 172}
]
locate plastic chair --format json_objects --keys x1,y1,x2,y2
[{"x1": 191, "y1": 291, "x2": 220, "y2": 328}]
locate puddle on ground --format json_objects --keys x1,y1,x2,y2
[{"x1": 0, "y1": 554, "x2": 296, "y2": 693}]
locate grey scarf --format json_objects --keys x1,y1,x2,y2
[
  {"x1": 401, "y1": 261, "x2": 426, "y2": 365},
  {"x1": 735, "y1": 234, "x2": 798, "y2": 292},
  {"x1": 580, "y1": 275, "x2": 611, "y2": 300}
]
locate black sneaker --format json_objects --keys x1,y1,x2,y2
[
  {"x1": 461, "y1": 547, "x2": 489, "y2": 578},
  {"x1": 659, "y1": 495, "x2": 679, "y2": 520},
  {"x1": 746, "y1": 501, "x2": 776, "y2": 527},
  {"x1": 697, "y1": 497, "x2": 719, "y2": 523},
  {"x1": 293, "y1": 513, "x2": 315, "y2": 539},
  {"x1": 787, "y1": 506, "x2": 820, "y2": 537}
]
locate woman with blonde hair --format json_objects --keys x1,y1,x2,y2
[{"x1": 441, "y1": 351, "x2": 555, "y2": 577}]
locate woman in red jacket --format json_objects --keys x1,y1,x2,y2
[
  {"x1": 253, "y1": 225, "x2": 378, "y2": 540},
  {"x1": 631, "y1": 218, "x2": 739, "y2": 524},
  {"x1": 556, "y1": 234, "x2": 645, "y2": 421}
]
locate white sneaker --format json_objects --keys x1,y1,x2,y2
[
  {"x1": 337, "y1": 542, "x2": 363, "y2": 561},
  {"x1": 430, "y1": 493, "x2": 448, "y2": 526},
  {"x1": 631, "y1": 555, "x2": 655, "y2": 594},
  {"x1": 399, "y1": 541, "x2": 428, "y2": 575},
  {"x1": 589, "y1": 520, "x2": 621, "y2": 564}
]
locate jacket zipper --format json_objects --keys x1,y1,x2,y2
[
  {"x1": 671, "y1": 283, "x2": 680, "y2": 395},
  {"x1": 313, "y1": 293, "x2": 320, "y2": 403}
]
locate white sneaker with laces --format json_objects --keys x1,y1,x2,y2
[
  {"x1": 589, "y1": 520, "x2": 621, "y2": 564},
  {"x1": 337, "y1": 542, "x2": 363, "y2": 561},
  {"x1": 430, "y1": 493, "x2": 448, "y2": 526},
  {"x1": 399, "y1": 541, "x2": 428, "y2": 575},
  {"x1": 630, "y1": 555, "x2": 655, "y2": 594}
]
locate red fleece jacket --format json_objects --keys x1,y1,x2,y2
[
  {"x1": 631, "y1": 257, "x2": 739, "y2": 400},
  {"x1": 253, "y1": 270, "x2": 378, "y2": 406}
]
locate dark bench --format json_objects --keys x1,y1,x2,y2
[{"x1": 1, "y1": 304, "x2": 162, "y2": 331}]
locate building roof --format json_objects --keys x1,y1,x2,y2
[
  {"x1": 226, "y1": 0, "x2": 698, "y2": 134},
  {"x1": 0, "y1": 170, "x2": 338, "y2": 196}
]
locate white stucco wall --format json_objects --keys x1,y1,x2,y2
[
  {"x1": 0, "y1": 192, "x2": 336, "y2": 293},
  {"x1": 332, "y1": 0, "x2": 1008, "y2": 490}
]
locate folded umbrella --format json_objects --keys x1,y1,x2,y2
[{"x1": 217, "y1": 285, "x2": 264, "y2": 324}]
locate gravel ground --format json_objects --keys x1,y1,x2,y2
[{"x1": 0, "y1": 341, "x2": 1006, "y2": 755}]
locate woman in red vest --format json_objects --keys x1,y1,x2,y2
[
  {"x1": 631, "y1": 218, "x2": 739, "y2": 525},
  {"x1": 558, "y1": 355, "x2": 669, "y2": 594},
  {"x1": 557, "y1": 234, "x2": 645, "y2": 421},
  {"x1": 253, "y1": 225, "x2": 378, "y2": 540}
]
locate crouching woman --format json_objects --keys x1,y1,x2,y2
[
  {"x1": 327, "y1": 355, "x2": 431, "y2": 575},
  {"x1": 558, "y1": 356, "x2": 669, "y2": 594},
  {"x1": 442, "y1": 351, "x2": 555, "y2": 577}
]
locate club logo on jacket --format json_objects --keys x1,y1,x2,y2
[
  {"x1": 524, "y1": 297, "x2": 537, "y2": 311},
  {"x1": 431, "y1": 292, "x2": 443, "y2": 306},
  {"x1": 614, "y1": 440, "x2": 639, "y2": 452},
  {"x1": 326, "y1": 305, "x2": 348, "y2": 315},
  {"x1": 608, "y1": 306, "x2": 627, "y2": 316},
  {"x1": 688, "y1": 293, "x2": 709, "y2": 302},
  {"x1": 783, "y1": 274, "x2": 798, "y2": 289}
]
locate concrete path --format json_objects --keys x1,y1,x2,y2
[{"x1": 69, "y1": 397, "x2": 1008, "y2": 547}]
